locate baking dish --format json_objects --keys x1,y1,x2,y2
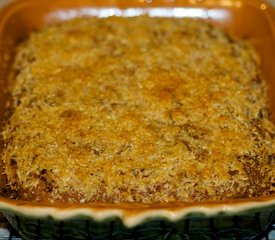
[{"x1": 0, "y1": 0, "x2": 275, "y2": 239}]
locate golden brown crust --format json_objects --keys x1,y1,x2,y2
[{"x1": 1, "y1": 16, "x2": 275, "y2": 203}]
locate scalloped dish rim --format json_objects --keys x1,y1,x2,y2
[{"x1": 1, "y1": 196, "x2": 275, "y2": 227}]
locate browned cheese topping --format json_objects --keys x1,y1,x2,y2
[{"x1": 1, "y1": 16, "x2": 275, "y2": 203}]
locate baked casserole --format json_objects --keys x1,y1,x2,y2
[{"x1": 1, "y1": 16, "x2": 275, "y2": 204}]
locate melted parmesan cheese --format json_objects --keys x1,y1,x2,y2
[{"x1": 2, "y1": 16, "x2": 275, "y2": 203}]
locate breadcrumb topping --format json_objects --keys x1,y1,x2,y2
[{"x1": 1, "y1": 16, "x2": 275, "y2": 203}]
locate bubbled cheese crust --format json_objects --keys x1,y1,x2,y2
[{"x1": 1, "y1": 16, "x2": 275, "y2": 203}]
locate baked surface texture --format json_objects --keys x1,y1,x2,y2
[{"x1": 1, "y1": 16, "x2": 275, "y2": 203}]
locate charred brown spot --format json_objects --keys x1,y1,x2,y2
[
  {"x1": 60, "y1": 109, "x2": 80, "y2": 119},
  {"x1": 10, "y1": 158, "x2": 17, "y2": 166},
  {"x1": 257, "y1": 107, "x2": 270, "y2": 120},
  {"x1": 41, "y1": 176, "x2": 54, "y2": 193},
  {"x1": 252, "y1": 74, "x2": 262, "y2": 84},
  {"x1": 228, "y1": 170, "x2": 239, "y2": 176},
  {"x1": 181, "y1": 30, "x2": 189, "y2": 36},
  {"x1": 9, "y1": 189, "x2": 19, "y2": 199}
]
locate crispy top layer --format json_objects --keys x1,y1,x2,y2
[{"x1": 2, "y1": 16, "x2": 275, "y2": 203}]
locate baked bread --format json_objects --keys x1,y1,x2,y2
[{"x1": 1, "y1": 16, "x2": 275, "y2": 203}]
